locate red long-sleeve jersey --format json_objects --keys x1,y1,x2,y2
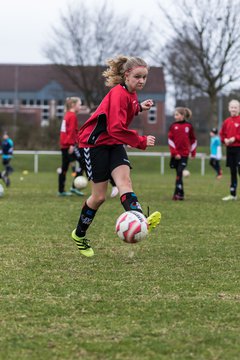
[
  {"x1": 78, "y1": 84, "x2": 147, "y2": 150},
  {"x1": 219, "y1": 116, "x2": 240, "y2": 147},
  {"x1": 168, "y1": 121, "x2": 197, "y2": 157},
  {"x1": 60, "y1": 111, "x2": 78, "y2": 149}
]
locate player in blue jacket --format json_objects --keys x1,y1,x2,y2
[
  {"x1": 0, "y1": 132, "x2": 14, "y2": 187},
  {"x1": 209, "y1": 128, "x2": 222, "y2": 179}
]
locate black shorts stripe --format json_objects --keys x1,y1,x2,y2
[{"x1": 83, "y1": 148, "x2": 93, "y2": 180}]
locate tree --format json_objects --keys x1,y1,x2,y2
[
  {"x1": 44, "y1": 1, "x2": 154, "y2": 108},
  {"x1": 157, "y1": 0, "x2": 240, "y2": 127}
]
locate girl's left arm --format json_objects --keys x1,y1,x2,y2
[{"x1": 189, "y1": 125, "x2": 197, "y2": 157}]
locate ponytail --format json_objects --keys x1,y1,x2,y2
[
  {"x1": 102, "y1": 55, "x2": 148, "y2": 87},
  {"x1": 175, "y1": 107, "x2": 192, "y2": 120}
]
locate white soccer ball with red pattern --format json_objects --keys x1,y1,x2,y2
[{"x1": 115, "y1": 211, "x2": 149, "y2": 243}]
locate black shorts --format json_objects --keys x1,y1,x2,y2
[
  {"x1": 226, "y1": 147, "x2": 240, "y2": 168},
  {"x1": 169, "y1": 156, "x2": 188, "y2": 170},
  {"x1": 80, "y1": 145, "x2": 131, "y2": 183}
]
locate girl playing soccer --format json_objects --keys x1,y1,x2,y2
[
  {"x1": 71, "y1": 55, "x2": 161, "y2": 257},
  {"x1": 168, "y1": 107, "x2": 197, "y2": 200}
]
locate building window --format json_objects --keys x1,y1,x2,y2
[
  {"x1": 43, "y1": 100, "x2": 48, "y2": 106},
  {"x1": 21, "y1": 99, "x2": 27, "y2": 106},
  {"x1": 36, "y1": 100, "x2": 41, "y2": 106},
  {"x1": 29, "y1": 99, "x2": 34, "y2": 106},
  {"x1": 148, "y1": 106, "x2": 157, "y2": 124}
]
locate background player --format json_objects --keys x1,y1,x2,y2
[
  {"x1": 168, "y1": 107, "x2": 197, "y2": 200},
  {"x1": 220, "y1": 99, "x2": 240, "y2": 201},
  {"x1": 209, "y1": 127, "x2": 222, "y2": 179},
  {"x1": 0, "y1": 132, "x2": 14, "y2": 187},
  {"x1": 58, "y1": 97, "x2": 84, "y2": 197}
]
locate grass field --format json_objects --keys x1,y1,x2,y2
[{"x1": 1, "y1": 155, "x2": 240, "y2": 360}]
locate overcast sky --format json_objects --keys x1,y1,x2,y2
[{"x1": 0, "y1": 0, "x2": 161, "y2": 64}]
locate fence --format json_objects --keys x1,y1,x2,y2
[{"x1": 14, "y1": 150, "x2": 216, "y2": 175}]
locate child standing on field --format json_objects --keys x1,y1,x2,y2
[
  {"x1": 168, "y1": 107, "x2": 197, "y2": 200},
  {"x1": 209, "y1": 128, "x2": 222, "y2": 179},
  {"x1": 0, "y1": 132, "x2": 14, "y2": 187},
  {"x1": 220, "y1": 99, "x2": 240, "y2": 201},
  {"x1": 58, "y1": 97, "x2": 84, "y2": 197},
  {"x1": 71, "y1": 55, "x2": 161, "y2": 257}
]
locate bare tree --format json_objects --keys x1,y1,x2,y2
[
  {"x1": 157, "y1": 0, "x2": 240, "y2": 127},
  {"x1": 44, "y1": 1, "x2": 154, "y2": 108}
]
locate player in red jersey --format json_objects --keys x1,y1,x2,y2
[
  {"x1": 58, "y1": 97, "x2": 84, "y2": 197},
  {"x1": 71, "y1": 55, "x2": 161, "y2": 257},
  {"x1": 220, "y1": 99, "x2": 240, "y2": 201},
  {"x1": 168, "y1": 107, "x2": 197, "y2": 200}
]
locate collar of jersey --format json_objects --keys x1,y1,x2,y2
[{"x1": 175, "y1": 120, "x2": 187, "y2": 124}]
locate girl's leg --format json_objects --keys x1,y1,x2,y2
[
  {"x1": 172, "y1": 159, "x2": 183, "y2": 199},
  {"x1": 172, "y1": 169, "x2": 178, "y2": 198},
  {"x1": 175, "y1": 165, "x2": 184, "y2": 197},
  {"x1": 111, "y1": 165, "x2": 143, "y2": 213},
  {"x1": 215, "y1": 160, "x2": 222, "y2": 177},
  {"x1": 223, "y1": 151, "x2": 237, "y2": 200},
  {"x1": 230, "y1": 166, "x2": 237, "y2": 196},
  {"x1": 210, "y1": 158, "x2": 217, "y2": 174},
  {"x1": 58, "y1": 149, "x2": 70, "y2": 193},
  {"x1": 75, "y1": 180, "x2": 109, "y2": 237},
  {"x1": 3, "y1": 159, "x2": 13, "y2": 175},
  {"x1": 72, "y1": 181, "x2": 108, "y2": 257}
]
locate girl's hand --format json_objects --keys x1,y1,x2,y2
[
  {"x1": 229, "y1": 137, "x2": 235, "y2": 144},
  {"x1": 224, "y1": 138, "x2": 230, "y2": 146},
  {"x1": 146, "y1": 135, "x2": 156, "y2": 147},
  {"x1": 141, "y1": 99, "x2": 154, "y2": 111},
  {"x1": 175, "y1": 154, "x2": 181, "y2": 159},
  {"x1": 68, "y1": 145, "x2": 74, "y2": 154}
]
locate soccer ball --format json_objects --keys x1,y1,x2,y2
[
  {"x1": 183, "y1": 169, "x2": 190, "y2": 177},
  {"x1": 115, "y1": 211, "x2": 149, "y2": 243},
  {"x1": 73, "y1": 176, "x2": 88, "y2": 189},
  {"x1": 0, "y1": 184, "x2": 4, "y2": 197}
]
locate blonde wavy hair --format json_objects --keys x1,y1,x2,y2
[{"x1": 102, "y1": 55, "x2": 149, "y2": 87}]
